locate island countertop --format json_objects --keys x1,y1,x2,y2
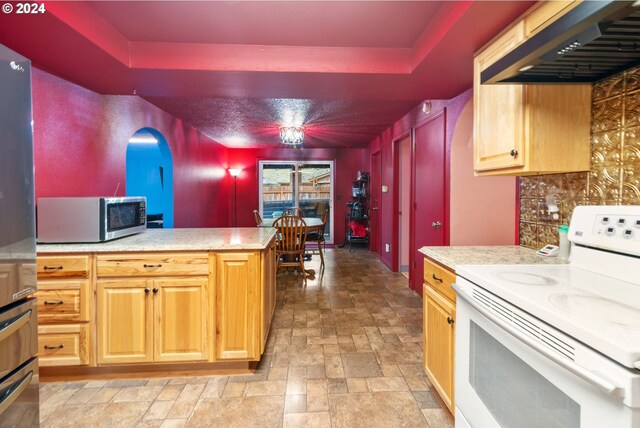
[
  {"x1": 37, "y1": 227, "x2": 276, "y2": 253},
  {"x1": 419, "y1": 245, "x2": 565, "y2": 271}
]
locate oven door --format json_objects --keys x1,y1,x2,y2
[{"x1": 453, "y1": 279, "x2": 639, "y2": 428}]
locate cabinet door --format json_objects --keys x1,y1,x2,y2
[
  {"x1": 424, "y1": 285, "x2": 456, "y2": 413},
  {"x1": 474, "y1": 21, "x2": 526, "y2": 172},
  {"x1": 216, "y1": 252, "x2": 259, "y2": 361},
  {"x1": 261, "y1": 241, "x2": 277, "y2": 352},
  {"x1": 97, "y1": 279, "x2": 153, "y2": 364},
  {"x1": 154, "y1": 277, "x2": 209, "y2": 362}
]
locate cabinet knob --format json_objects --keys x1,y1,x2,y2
[
  {"x1": 510, "y1": 149, "x2": 518, "y2": 158},
  {"x1": 152, "y1": 288, "x2": 159, "y2": 294},
  {"x1": 144, "y1": 288, "x2": 150, "y2": 294},
  {"x1": 447, "y1": 317, "x2": 455, "y2": 325}
]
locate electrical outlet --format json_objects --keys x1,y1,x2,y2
[{"x1": 385, "y1": 243, "x2": 390, "y2": 252}]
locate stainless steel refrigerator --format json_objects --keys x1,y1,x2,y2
[{"x1": 0, "y1": 44, "x2": 39, "y2": 427}]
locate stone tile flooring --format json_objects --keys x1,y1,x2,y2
[{"x1": 39, "y1": 249, "x2": 453, "y2": 427}]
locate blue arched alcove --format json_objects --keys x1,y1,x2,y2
[{"x1": 126, "y1": 128, "x2": 174, "y2": 228}]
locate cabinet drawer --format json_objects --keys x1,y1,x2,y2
[
  {"x1": 36, "y1": 280, "x2": 89, "y2": 323},
  {"x1": 38, "y1": 324, "x2": 89, "y2": 366},
  {"x1": 37, "y1": 255, "x2": 89, "y2": 279},
  {"x1": 423, "y1": 258, "x2": 456, "y2": 302},
  {"x1": 96, "y1": 253, "x2": 209, "y2": 277}
]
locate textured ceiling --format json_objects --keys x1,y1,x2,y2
[{"x1": 0, "y1": 1, "x2": 534, "y2": 148}]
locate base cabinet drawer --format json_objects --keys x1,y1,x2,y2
[
  {"x1": 38, "y1": 324, "x2": 90, "y2": 367},
  {"x1": 423, "y1": 258, "x2": 456, "y2": 302},
  {"x1": 37, "y1": 255, "x2": 89, "y2": 279},
  {"x1": 36, "y1": 280, "x2": 89, "y2": 323},
  {"x1": 96, "y1": 253, "x2": 209, "y2": 277}
]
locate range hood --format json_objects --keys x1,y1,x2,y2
[{"x1": 482, "y1": 1, "x2": 640, "y2": 84}]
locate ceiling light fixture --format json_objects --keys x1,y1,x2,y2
[
  {"x1": 279, "y1": 126, "x2": 304, "y2": 146},
  {"x1": 518, "y1": 64, "x2": 535, "y2": 72},
  {"x1": 128, "y1": 135, "x2": 158, "y2": 144}
]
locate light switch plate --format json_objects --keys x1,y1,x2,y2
[
  {"x1": 382, "y1": 185, "x2": 389, "y2": 193},
  {"x1": 385, "y1": 243, "x2": 390, "y2": 252}
]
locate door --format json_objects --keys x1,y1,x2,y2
[
  {"x1": 369, "y1": 152, "x2": 381, "y2": 254},
  {"x1": 97, "y1": 279, "x2": 153, "y2": 364},
  {"x1": 259, "y1": 161, "x2": 335, "y2": 243},
  {"x1": 411, "y1": 113, "x2": 446, "y2": 294},
  {"x1": 154, "y1": 278, "x2": 208, "y2": 362},
  {"x1": 424, "y1": 286, "x2": 455, "y2": 413},
  {"x1": 215, "y1": 252, "x2": 259, "y2": 361}
]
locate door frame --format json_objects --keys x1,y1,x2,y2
[
  {"x1": 258, "y1": 160, "x2": 335, "y2": 244},
  {"x1": 369, "y1": 150, "x2": 382, "y2": 255},
  {"x1": 391, "y1": 129, "x2": 412, "y2": 274}
]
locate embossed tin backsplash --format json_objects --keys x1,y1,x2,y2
[{"x1": 519, "y1": 65, "x2": 640, "y2": 249}]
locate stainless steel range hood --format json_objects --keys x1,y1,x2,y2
[{"x1": 482, "y1": 1, "x2": 640, "y2": 84}]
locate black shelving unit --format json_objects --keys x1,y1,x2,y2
[{"x1": 343, "y1": 173, "x2": 370, "y2": 252}]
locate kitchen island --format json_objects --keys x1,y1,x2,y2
[
  {"x1": 36, "y1": 228, "x2": 277, "y2": 381},
  {"x1": 418, "y1": 245, "x2": 563, "y2": 414}
]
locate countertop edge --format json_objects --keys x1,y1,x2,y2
[{"x1": 37, "y1": 228, "x2": 277, "y2": 254}]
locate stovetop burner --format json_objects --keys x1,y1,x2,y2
[
  {"x1": 549, "y1": 294, "x2": 640, "y2": 330},
  {"x1": 492, "y1": 271, "x2": 559, "y2": 286}
]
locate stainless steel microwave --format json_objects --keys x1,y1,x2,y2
[{"x1": 37, "y1": 196, "x2": 147, "y2": 243}]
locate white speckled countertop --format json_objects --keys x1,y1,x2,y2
[
  {"x1": 419, "y1": 245, "x2": 565, "y2": 271},
  {"x1": 37, "y1": 228, "x2": 276, "y2": 253}
]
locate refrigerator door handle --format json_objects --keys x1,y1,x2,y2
[
  {"x1": 0, "y1": 371, "x2": 33, "y2": 416},
  {"x1": 0, "y1": 309, "x2": 32, "y2": 343}
]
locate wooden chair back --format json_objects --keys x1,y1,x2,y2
[
  {"x1": 283, "y1": 207, "x2": 304, "y2": 217},
  {"x1": 253, "y1": 210, "x2": 262, "y2": 226},
  {"x1": 273, "y1": 215, "x2": 308, "y2": 256}
]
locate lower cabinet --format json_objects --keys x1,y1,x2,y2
[
  {"x1": 424, "y1": 285, "x2": 456, "y2": 412},
  {"x1": 261, "y1": 239, "x2": 277, "y2": 353},
  {"x1": 97, "y1": 277, "x2": 209, "y2": 365},
  {"x1": 215, "y1": 252, "x2": 260, "y2": 361}
]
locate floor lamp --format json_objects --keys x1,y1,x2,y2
[{"x1": 228, "y1": 168, "x2": 241, "y2": 226}]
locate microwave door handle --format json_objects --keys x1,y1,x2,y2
[{"x1": 452, "y1": 283, "x2": 626, "y2": 401}]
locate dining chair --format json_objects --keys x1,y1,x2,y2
[
  {"x1": 253, "y1": 210, "x2": 262, "y2": 226},
  {"x1": 273, "y1": 215, "x2": 308, "y2": 283},
  {"x1": 306, "y1": 209, "x2": 329, "y2": 268},
  {"x1": 283, "y1": 207, "x2": 304, "y2": 217}
]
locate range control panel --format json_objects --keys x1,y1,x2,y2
[
  {"x1": 569, "y1": 205, "x2": 640, "y2": 257},
  {"x1": 595, "y1": 214, "x2": 640, "y2": 240}
]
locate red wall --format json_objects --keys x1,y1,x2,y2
[
  {"x1": 368, "y1": 90, "x2": 472, "y2": 270},
  {"x1": 227, "y1": 147, "x2": 367, "y2": 243},
  {"x1": 32, "y1": 68, "x2": 230, "y2": 227}
]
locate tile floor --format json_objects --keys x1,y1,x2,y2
[{"x1": 39, "y1": 249, "x2": 453, "y2": 428}]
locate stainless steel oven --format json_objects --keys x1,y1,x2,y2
[{"x1": 37, "y1": 196, "x2": 147, "y2": 243}]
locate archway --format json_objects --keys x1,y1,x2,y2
[{"x1": 126, "y1": 128, "x2": 174, "y2": 228}]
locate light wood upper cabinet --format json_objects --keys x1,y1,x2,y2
[
  {"x1": 215, "y1": 252, "x2": 260, "y2": 361},
  {"x1": 424, "y1": 284, "x2": 456, "y2": 414},
  {"x1": 473, "y1": 3, "x2": 591, "y2": 176},
  {"x1": 97, "y1": 279, "x2": 153, "y2": 365},
  {"x1": 154, "y1": 278, "x2": 209, "y2": 362}
]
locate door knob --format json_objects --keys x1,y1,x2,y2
[{"x1": 432, "y1": 221, "x2": 442, "y2": 229}]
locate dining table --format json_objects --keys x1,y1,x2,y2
[{"x1": 259, "y1": 217, "x2": 324, "y2": 279}]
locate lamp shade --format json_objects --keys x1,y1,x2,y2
[{"x1": 228, "y1": 168, "x2": 242, "y2": 177}]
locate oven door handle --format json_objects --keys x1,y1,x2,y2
[{"x1": 452, "y1": 283, "x2": 626, "y2": 400}]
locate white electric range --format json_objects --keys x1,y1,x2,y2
[{"x1": 453, "y1": 205, "x2": 640, "y2": 428}]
